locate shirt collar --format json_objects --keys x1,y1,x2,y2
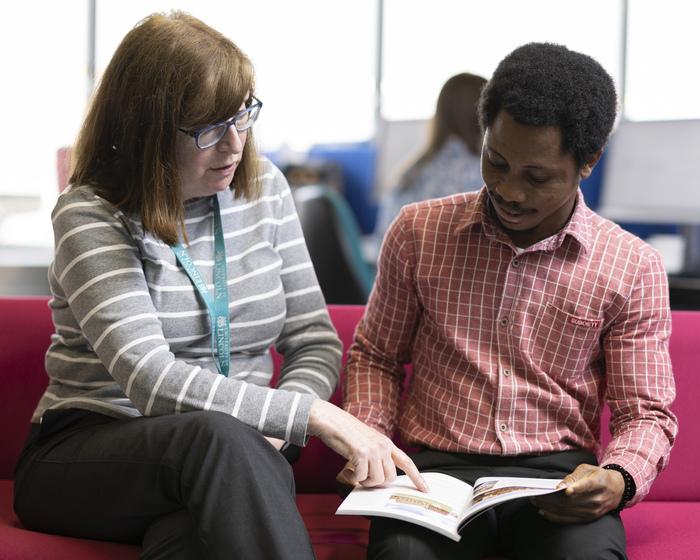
[{"x1": 455, "y1": 187, "x2": 593, "y2": 255}]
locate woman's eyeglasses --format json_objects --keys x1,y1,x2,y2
[{"x1": 179, "y1": 97, "x2": 263, "y2": 149}]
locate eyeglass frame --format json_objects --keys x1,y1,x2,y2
[{"x1": 178, "y1": 96, "x2": 263, "y2": 149}]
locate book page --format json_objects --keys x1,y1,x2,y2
[
  {"x1": 460, "y1": 476, "x2": 563, "y2": 525},
  {"x1": 336, "y1": 472, "x2": 474, "y2": 541}
]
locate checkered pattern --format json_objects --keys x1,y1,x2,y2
[{"x1": 343, "y1": 187, "x2": 677, "y2": 504}]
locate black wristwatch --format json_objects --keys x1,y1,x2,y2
[{"x1": 603, "y1": 464, "x2": 636, "y2": 513}]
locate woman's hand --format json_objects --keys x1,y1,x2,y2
[
  {"x1": 307, "y1": 399, "x2": 429, "y2": 493},
  {"x1": 264, "y1": 437, "x2": 287, "y2": 451}
]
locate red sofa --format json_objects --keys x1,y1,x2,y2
[{"x1": 1, "y1": 296, "x2": 698, "y2": 559}]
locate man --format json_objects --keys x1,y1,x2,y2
[{"x1": 340, "y1": 42, "x2": 677, "y2": 559}]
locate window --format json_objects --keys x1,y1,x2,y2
[
  {"x1": 381, "y1": 0, "x2": 624, "y2": 121},
  {"x1": 3, "y1": 0, "x2": 698, "y2": 250},
  {"x1": 624, "y1": 0, "x2": 700, "y2": 121},
  {"x1": 94, "y1": 0, "x2": 378, "y2": 150},
  {"x1": 0, "y1": 1, "x2": 88, "y2": 246}
]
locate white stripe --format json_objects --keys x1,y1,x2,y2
[
  {"x1": 280, "y1": 262, "x2": 314, "y2": 275},
  {"x1": 147, "y1": 283, "x2": 194, "y2": 293},
  {"x1": 177, "y1": 334, "x2": 277, "y2": 353},
  {"x1": 46, "y1": 350, "x2": 102, "y2": 364},
  {"x1": 278, "y1": 381, "x2": 320, "y2": 397},
  {"x1": 284, "y1": 308, "x2": 327, "y2": 323},
  {"x1": 68, "y1": 268, "x2": 144, "y2": 304},
  {"x1": 276, "y1": 238, "x2": 305, "y2": 251},
  {"x1": 284, "y1": 393, "x2": 302, "y2": 441},
  {"x1": 228, "y1": 260, "x2": 281, "y2": 286},
  {"x1": 204, "y1": 375, "x2": 223, "y2": 410},
  {"x1": 80, "y1": 292, "x2": 151, "y2": 328},
  {"x1": 93, "y1": 312, "x2": 157, "y2": 350},
  {"x1": 230, "y1": 310, "x2": 286, "y2": 330},
  {"x1": 144, "y1": 362, "x2": 176, "y2": 416},
  {"x1": 257, "y1": 390, "x2": 274, "y2": 432},
  {"x1": 148, "y1": 261, "x2": 282, "y2": 293},
  {"x1": 46, "y1": 377, "x2": 113, "y2": 389},
  {"x1": 53, "y1": 324, "x2": 82, "y2": 335},
  {"x1": 229, "y1": 371, "x2": 272, "y2": 382},
  {"x1": 175, "y1": 368, "x2": 200, "y2": 413},
  {"x1": 183, "y1": 216, "x2": 294, "y2": 249},
  {"x1": 55, "y1": 222, "x2": 122, "y2": 253},
  {"x1": 231, "y1": 383, "x2": 247, "y2": 417},
  {"x1": 227, "y1": 285, "x2": 283, "y2": 308},
  {"x1": 51, "y1": 200, "x2": 103, "y2": 223},
  {"x1": 126, "y1": 344, "x2": 170, "y2": 395},
  {"x1": 108, "y1": 334, "x2": 163, "y2": 372},
  {"x1": 285, "y1": 368, "x2": 333, "y2": 391},
  {"x1": 46, "y1": 398, "x2": 140, "y2": 417},
  {"x1": 157, "y1": 308, "x2": 208, "y2": 319},
  {"x1": 147, "y1": 241, "x2": 272, "y2": 271},
  {"x1": 284, "y1": 286, "x2": 321, "y2": 299},
  {"x1": 59, "y1": 245, "x2": 136, "y2": 283}
]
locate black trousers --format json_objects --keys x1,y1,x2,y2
[
  {"x1": 368, "y1": 449, "x2": 627, "y2": 560},
  {"x1": 13, "y1": 408, "x2": 316, "y2": 560}
]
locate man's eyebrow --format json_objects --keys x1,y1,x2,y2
[{"x1": 486, "y1": 144, "x2": 556, "y2": 171}]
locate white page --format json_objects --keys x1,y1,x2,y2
[{"x1": 337, "y1": 472, "x2": 473, "y2": 540}]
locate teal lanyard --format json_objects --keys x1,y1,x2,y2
[{"x1": 172, "y1": 196, "x2": 230, "y2": 377}]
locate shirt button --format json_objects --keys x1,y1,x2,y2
[
  {"x1": 500, "y1": 317, "x2": 509, "y2": 327},
  {"x1": 499, "y1": 423, "x2": 508, "y2": 432},
  {"x1": 503, "y1": 369, "x2": 511, "y2": 377},
  {"x1": 512, "y1": 259, "x2": 520, "y2": 268}
]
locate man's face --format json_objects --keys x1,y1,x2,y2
[{"x1": 481, "y1": 109, "x2": 600, "y2": 248}]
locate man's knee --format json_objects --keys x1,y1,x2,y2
[
  {"x1": 368, "y1": 518, "x2": 467, "y2": 560},
  {"x1": 513, "y1": 513, "x2": 627, "y2": 560}
]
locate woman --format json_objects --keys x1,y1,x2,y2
[
  {"x1": 371, "y1": 73, "x2": 487, "y2": 258},
  {"x1": 13, "y1": 11, "x2": 425, "y2": 559}
]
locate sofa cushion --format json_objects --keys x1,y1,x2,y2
[
  {"x1": 622, "y1": 501, "x2": 700, "y2": 559},
  {"x1": 0, "y1": 297, "x2": 55, "y2": 480}
]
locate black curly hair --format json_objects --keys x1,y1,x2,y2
[{"x1": 477, "y1": 42, "x2": 619, "y2": 168}]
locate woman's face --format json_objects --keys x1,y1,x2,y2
[{"x1": 175, "y1": 99, "x2": 248, "y2": 202}]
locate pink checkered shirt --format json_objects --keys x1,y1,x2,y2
[{"x1": 343, "y1": 187, "x2": 677, "y2": 504}]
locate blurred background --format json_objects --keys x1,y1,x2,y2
[{"x1": 2, "y1": 0, "x2": 700, "y2": 306}]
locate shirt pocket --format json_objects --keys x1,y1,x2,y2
[{"x1": 530, "y1": 303, "x2": 603, "y2": 379}]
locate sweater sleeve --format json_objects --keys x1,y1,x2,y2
[
  {"x1": 268, "y1": 167, "x2": 343, "y2": 400},
  {"x1": 42, "y1": 179, "x2": 339, "y2": 446}
]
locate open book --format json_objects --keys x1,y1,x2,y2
[{"x1": 336, "y1": 472, "x2": 563, "y2": 542}]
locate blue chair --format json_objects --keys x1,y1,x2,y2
[{"x1": 292, "y1": 185, "x2": 375, "y2": 305}]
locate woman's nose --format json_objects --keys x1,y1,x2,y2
[{"x1": 218, "y1": 126, "x2": 245, "y2": 153}]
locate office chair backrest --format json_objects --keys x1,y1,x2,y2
[{"x1": 292, "y1": 185, "x2": 375, "y2": 305}]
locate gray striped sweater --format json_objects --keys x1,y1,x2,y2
[{"x1": 32, "y1": 160, "x2": 342, "y2": 446}]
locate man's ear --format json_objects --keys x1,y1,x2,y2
[{"x1": 580, "y1": 149, "x2": 604, "y2": 179}]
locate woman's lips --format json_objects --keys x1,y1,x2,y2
[{"x1": 212, "y1": 162, "x2": 237, "y2": 175}]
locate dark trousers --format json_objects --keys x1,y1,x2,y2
[
  {"x1": 13, "y1": 408, "x2": 316, "y2": 560},
  {"x1": 368, "y1": 449, "x2": 627, "y2": 560}
]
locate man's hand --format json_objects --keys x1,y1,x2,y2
[
  {"x1": 307, "y1": 399, "x2": 429, "y2": 494},
  {"x1": 531, "y1": 463, "x2": 626, "y2": 523}
]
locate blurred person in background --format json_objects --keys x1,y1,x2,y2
[{"x1": 369, "y1": 72, "x2": 487, "y2": 258}]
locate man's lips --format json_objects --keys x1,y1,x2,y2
[{"x1": 491, "y1": 199, "x2": 532, "y2": 225}]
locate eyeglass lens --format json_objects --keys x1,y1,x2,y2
[{"x1": 198, "y1": 105, "x2": 261, "y2": 148}]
